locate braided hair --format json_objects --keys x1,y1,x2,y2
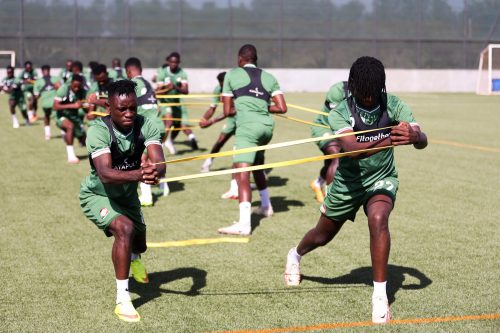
[{"x1": 348, "y1": 56, "x2": 386, "y2": 103}]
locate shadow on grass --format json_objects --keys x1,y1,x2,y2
[
  {"x1": 302, "y1": 264, "x2": 432, "y2": 305},
  {"x1": 251, "y1": 196, "x2": 305, "y2": 233},
  {"x1": 151, "y1": 181, "x2": 185, "y2": 203},
  {"x1": 76, "y1": 154, "x2": 89, "y2": 161},
  {"x1": 130, "y1": 267, "x2": 207, "y2": 309}
]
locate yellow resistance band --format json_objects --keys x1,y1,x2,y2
[
  {"x1": 89, "y1": 111, "x2": 109, "y2": 117},
  {"x1": 163, "y1": 117, "x2": 201, "y2": 122},
  {"x1": 287, "y1": 103, "x2": 329, "y2": 116},
  {"x1": 159, "y1": 146, "x2": 392, "y2": 183},
  {"x1": 158, "y1": 102, "x2": 218, "y2": 107},
  {"x1": 155, "y1": 94, "x2": 218, "y2": 99},
  {"x1": 275, "y1": 114, "x2": 329, "y2": 128},
  {"x1": 167, "y1": 126, "x2": 200, "y2": 131},
  {"x1": 157, "y1": 126, "x2": 392, "y2": 165}
]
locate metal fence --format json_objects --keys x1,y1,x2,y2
[{"x1": 0, "y1": 0, "x2": 499, "y2": 69}]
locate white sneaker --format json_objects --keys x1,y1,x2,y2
[
  {"x1": 221, "y1": 190, "x2": 238, "y2": 200},
  {"x1": 253, "y1": 205, "x2": 274, "y2": 217},
  {"x1": 139, "y1": 195, "x2": 153, "y2": 207},
  {"x1": 161, "y1": 183, "x2": 170, "y2": 197},
  {"x1": 13, "y1": 122, "x2": 20, "y2": 129},
  {"x1": 45, "y1": 134, "x2": 51, "y2": 140},
  {"x1": 67, "y1": 157, "x2": 80, "y2": 164},
  {"x1": 372, "y1": 296, "x2": 390, "y2": 324},
  {"x1": 200, "y1": 162, "x2": 211, "y2": 173},
  {"x1": 284, "y1": 254, "x2": 301, "y2": 286},
  {"x1": 164, "y1": 139, "x2": 176, "y2": 155},
  {"x1": 217, "y1": 221, "x2": 251, "y2": 236}
]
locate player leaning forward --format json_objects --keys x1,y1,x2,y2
[
  {"x1": 79, "y1": 80, "x2": 165, "y2": 322},
  {"x1": 284, "y1": 56, "x2": 428, "y2": 324},
  {"x1": 218, "y1": 44, "x2": 287, "y2": 235}
]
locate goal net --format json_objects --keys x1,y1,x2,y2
[
  {"x1": 0, "y1": 51, "x2": 16, "y2": 67},
  {"x1": 476, "y1": 44, "x2": 500, "y2": 95}
]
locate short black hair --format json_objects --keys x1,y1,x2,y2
[
  {"x1": 88, "y1": 61, "x2": 99, "y2": 70},
  {"x1": 348, "y1": 56, "x2": 386, "y2": 101},
  {"x1": 72, "y1": 61, "x2": 83, "y2": 72},
  {"x1": 71, "y1": 74, "x2": 84, "y2": 83},
  {"x1": 6, "y1": 65, "x2": 14, "y2": 71},
  {"x1": 108, "y1": 80, "x2": 137, "y2": 100},
  {"x1": 24, "y1": 61, "x2": 32, "y2": 67},
  {"x1": 92, "y1": 64, "x2": 107, "y2": 76},
  {"x1": 41, "y1": 65, "x2": 50, "y2": 71},
  {"x1": 166, "y1": 52, "x2": 181, "y2": 61},
  {"x1": 217, "y1": 71, "x2": 226, "y2": 83},
  {"x1": 124, "y1": 57, "x2": 142, "y2": 71},
  {"x1": 238, "y1": 44, "x2": 258, "y2": 64}
]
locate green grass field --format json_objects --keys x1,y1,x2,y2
[{"x1": 0, "y1": 93, "x2": 499, "y2": 332}]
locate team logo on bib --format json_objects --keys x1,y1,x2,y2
[{"x1": 100, "y1": 208, "x2": 109, "y2": 219}]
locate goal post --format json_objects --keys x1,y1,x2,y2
[
  {"x1": 0, "y1": 51, "x2": 16, "y2": 67},
  {"x1": 476, "y1": 44, "x2": 500, "y2": 95}
]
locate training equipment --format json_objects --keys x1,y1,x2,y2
[
  {"x1": 114, "y1": 301, "x2": 141, "y2": 322},
  {"x1": 253, "y1": 205, "x2": 274, "y2": 217},
  {"x1": 477, "y1": 44, "x2": 500, "y2": 95},
  {"x1": 310, "y1": 180, "x2": 325, "y2": 203},
  {"x1": 372, "y1": 296, "x2": 391, "y2": 324},
  {"x1": 130, "y1": 258, "x2": 149, "y2": 284},
  {"x1": 284, "y1": 253, "x2": 301, "y2": 286},
  {"x1": 218, "y1": 221, "x2": 251, "y2": 236}
]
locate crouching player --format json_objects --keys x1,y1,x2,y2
[
  {"x1": 79, "y1": 80, "x2": 166, "y2": 322},
  {"x1": 284, "y1": 56, "x2": 428, "y2": 324}
]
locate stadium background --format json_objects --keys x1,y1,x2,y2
[{"x1": 1, "y1": 0, "x2": 499, "y2": 70}]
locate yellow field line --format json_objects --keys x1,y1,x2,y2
[
  {"x1": 210, "y1": 313, "x2": 500, "y2": 333},
  {"x1": 148, "y1": 237, "x2": 249, "y2": 248},
  {"x1": 430, "y1": 139, "x2": 500, "y2": 153},
  {"x1": 159, "y1": 146, "x2": 392, "y2": 183}
]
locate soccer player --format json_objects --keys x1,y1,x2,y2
[
  {"x1": 79, "y1": 80, "x2": 165, "y2": 322},
  {"x1": 1, "y1": 65, "x2": 28, "y2": 128},
  {"x1": 108, "y1": 58, "x2": 125, "y2": 81},
  {"x1": 125, "y1": 57, "x2": 167, "y2": 205},
  {"x1": 58, "y1": 59, "x2": 73, "y2": 84},
  {"x1": 217, "y1": 44, "x2": 287, "y2": 236},
  {"x1": 309, "y1": 81, "x2": 347, "y2": 202},
  {"x1": 284, "y1": 56, "x2": 428, "y2": 324},
  {"x1": 199, "y1": 72, "x2": 236, "y2": 173},
  {"x1": 34, "y1": 65, "x2": 60, "y2": 139},
  {"x1": 53, "y1": 74, "x2": 88, "y2": 163},
  {"x1": 71, "y1": 60, "x2": 90, "y2": 90},
  {"x1": 86, "y1": 64, "x2": 114, "y2": 119},
  {"x1": 18, "y1": 61, "x2": 38, "y2": 122},
  {"x1": 156, "y1": 52, "x2": 198, "y2": 153}
]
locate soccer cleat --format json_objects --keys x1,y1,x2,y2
[
  {"x1": 13, "y1": 122, "x2": 20, "y2": 129},
  {"x1": 160, "y1": 182, "x2": 170, "y2": 197},
  {"x1": 139, "y1": 195, "x2": 153, "y2": 207},
  {"x1": 221, "y1": 190, "x2": 238, "y2": 200},
  {"x1": 67, "y1": 157, "x2": 80, "y2": 164},
  {"x1": 253, "y1": 205, "x2": 274, "y2": 217},
  {"x1": 130, "y1": 258, "x2": 149, "y2": 284},
  {"x1": 164, "y1": 139, "x2": 176, "y2": 155},
  {"x1": 29, "y1": 115, "x2": 38, "y2": 123},
  {"x1": 200, "y1": 159, "x2": 212, "y2": 173},
  {"x1": 45, "y1": 134, "x2": 51, "y2": 140},
  {"x1": 372, "y1": 296, "x2": 391, "y2": 324},
  {"x1": 217, "y1": 221, "x2": 251, "y2": 236},
  {"x1": 310, "y1": 180, "x2": 325, "y2": 203},
  {"x1": 190, "y1": 138, "x2": 199, "y2": 150},
  {"x1": 284, "y1": 256, "x2": 301, "y2": 286},
  {"x1": 114, "y1": 301, "x2": 141, "y2": 322}
]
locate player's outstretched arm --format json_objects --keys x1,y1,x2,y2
[
  {"x1": 337, "y1": 130, "x2": 392, "y2": 158},
  {"x1": 390, "y1": 122, "x2": 427, "y2": 149},
  {"x1": 53, "y1": 99, "x2": 82, "y2": 111},
  {"x1": 222, "y1": 96, "x2": 236, "y2": 117},
  {"x1": 268, "y1": 94, "x2": 287, "y2": 114},
  {"x1": 145, "y1": 144, "x2": 166, "y2": 179},
  {"x1": 92, "y1": 153, "x2": 143, "y2": 184}
]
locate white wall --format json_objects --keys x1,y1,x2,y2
[{"x1": 1, "y1": 68, "x2": 478, "y2": 93}]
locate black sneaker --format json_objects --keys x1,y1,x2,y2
[{"x1": 190, "y1": 138, "x2": 199, "y2": 150}]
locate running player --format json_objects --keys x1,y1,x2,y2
[
  {"x1": 34, "y1": 65, "x2": 60, "y2": 139},
  {"x1": 86, "y1": 64, "x2": 114, "y2": 119},
  {"x1": 53, "y1": 74, "x2": 88, "y2": 163},
  {"x1": 71, "y1": 60, "x2": 90, "y2": 90},
  {"x1": 309, "y1": 81, "x2": 347, "y2": 202},
  {"x1": 1, "y1": 66, "x2": 28, "y2": 128},
  {"x1": 18, "y1": 61, "x2": 38, "y2": 122},
  {"x1": 58, "y1": 59, "x2": 73, "y2": 84},
  {"x1": 217, "y1": 44, "x2": 287, "y2": 236},
  {"x1": 125, "y1": 57, "x2": 167, "y2": 205},
  {"x1": 79, "y1": 80, "x2": 165, "y2": 322},
  {"x1": 108, "y1": 58, "x2": 125, "y2": 81},
  {"x1": 284, "y1": 56, "x2": 428, "y2": 324},
  {"x1": 156, "y1": 52, "x2": 198, "y2": 154}
]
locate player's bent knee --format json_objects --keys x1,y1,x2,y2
[{"x1": 110, "y1": 217, "x2": 135, "y2": 239}]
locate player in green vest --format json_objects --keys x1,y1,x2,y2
[
  {"x1": 217, "y1": 44, "x2": 287, "y2": 236},
  {"x1": 125, "y1": 57, "x2": 168, "y2": 204},
  {"x1": 1, "y1": 65, "x2": 28, "y2": 128},
  {"x1": 58, "y1": 59, "x2": 73, "y2": 85},
  {"x1": 156, "y1": 52, "x2": 198, "y2": 154},
  {"x1": 86, "y1": 64, "x2": 114, "y2": 120},
  {"x1": 17, "y1": 60, "x2": 38, "y2": 122},
  {"x1": 53, "y1": 74, "x2": 88, "y2": 163},
  {"x1": 284, "y1": 56, "x2": 428, "y2": 324},
  {"x1": 108, "y1": 58, "x2": 125, "y2": 81},
  {"x1": 34, "y1": 65, "x2": 60, "y2": 140},
  {"x1": 79, "y1": 79, "x2": 165, "y2": 322},
  {"x1": 309, "y1": 81, "x2": 347, "y2": 202}
]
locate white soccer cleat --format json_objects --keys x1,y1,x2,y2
[
  {"x1": 253, "y1": 205, "x2": 274, "y2": 217},
  {"x1": 217, "y1": 221, "x2": 251, "y2": 236},
  {"x1": 284, "y1": 256, "x2": 301, "y2": 286},
  {"x1": 139, "y1": 195, "x2": 153, "y2": 207},
  {"x1": 200, "y1": 162, "x2": 211, "y2": 173},
  {"x1": 13, "y1": 122, "x2": 20, "y2": 129},
  {"x1": 160, "y1": 183, "x2": 170, "y2": 197},
  {"x1": 164, "y1": 139, "x2": 176, "y2": 155},
  {"x1": 220, "y1": 190, "x2": 238, "y2": 200},
  {"x1": 372, "y1": 296, "x2": 391, "y2": 324},
  {"x1": 45, "y1": 134, "x2": 51, "y2": 140},
  {"x1": 67, "y1": 157, "x2": 80, "y2": 164}
]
